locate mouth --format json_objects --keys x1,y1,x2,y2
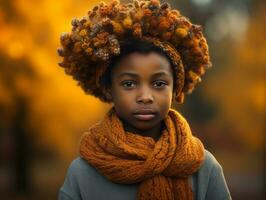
[{"x1": 132, "y1": 109, "x2": 157, "y2": 121}]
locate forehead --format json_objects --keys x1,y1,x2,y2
[{"x1": 112, "y1": 52, "x2": 173, "y2": 78}]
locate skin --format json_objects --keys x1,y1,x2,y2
[{"x1": 106, "y1": 52, "x2": 174, "y2": 141}]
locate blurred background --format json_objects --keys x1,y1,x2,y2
[{"x1": 0, "y1": 0, "x2": 264, "y2": 199}]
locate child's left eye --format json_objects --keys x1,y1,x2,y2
[{"x1": 153, "y1": 81, "x2": 167, "y2": 88}]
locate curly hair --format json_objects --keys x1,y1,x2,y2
[{"x1": 57, "y1": 0, "x2": 212, "y2": 103}]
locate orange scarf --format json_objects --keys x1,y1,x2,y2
[{"x1": 80, "y1": 107, "x2": 205, "y2": 200}]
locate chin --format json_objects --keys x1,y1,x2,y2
[{"x1": 132, "y1": 121, "x2": 158, "y2": 131}]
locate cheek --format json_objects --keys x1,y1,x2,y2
[
  {"x1": 157, "y1": 85, "x2": 173, "y2": 100},
  {"x1": 111, "y1": 88, "x2": 135, "y2": 120},
  {"x1": 155, "y1": 89, "x2": 173, "y2": 111},
  {"x1": 111, "y1": 86, "x2": 134, "y2": 106}
]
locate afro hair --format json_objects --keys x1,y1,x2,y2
[{"x1": 57, "y1": 0, "x2": 212, "y2": 103}]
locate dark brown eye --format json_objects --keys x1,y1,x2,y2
[
  {"x1": 121, "y1": 81, "x2": 136, "y2": 89},
  {"x1": 153, "y1": 80, "x2": 167, "y2": 88}
]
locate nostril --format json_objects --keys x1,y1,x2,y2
[
  {"x1": 136, "y1": 86, "x2": 154, "y2": 103},
  {"x1": 136, "y1": 95, "x2": 154, "y2": 104}
]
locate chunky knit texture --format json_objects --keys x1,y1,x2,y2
[{"x1": 80, "y1": 107, "x2": 205, "y2": 200}]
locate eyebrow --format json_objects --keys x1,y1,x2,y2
[
  {"x1": 117, "y1": 72, "x2": 139, "y2": 79},
  {"x1": 152, "y1": 71, "x2": 170, "y2": 78},
  {"x1": 117, "y1": 71, "x2": 170, "y2": 79}
]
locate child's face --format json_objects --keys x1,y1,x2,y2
[{"x1": 109, "y1": 52, "x2": 174, "y2": 132}]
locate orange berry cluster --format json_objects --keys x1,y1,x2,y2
[{"x1": 58, "y1": 0, "x2": 212, "y2": 103}]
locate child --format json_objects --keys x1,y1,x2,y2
[{"x1": 57, "y1": 0, "x2": 231, "y2": 199}]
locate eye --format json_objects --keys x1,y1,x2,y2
[
  {"x1": 121, "y1": 81, "x2": 136, "y2": 89},
  {"x1": 153, "y1": 80, "x2": 167, "y2": 88}
]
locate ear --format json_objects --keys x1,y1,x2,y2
[{"x1": 104, "y1": 87, "x2": 113, "y2": 102}]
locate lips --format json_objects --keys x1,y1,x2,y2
[{"x1": 133, "y1": 109, "x2": 157, "y2": 121}]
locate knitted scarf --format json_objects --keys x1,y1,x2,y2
[{"x1": 80, "y1": 107, "x2": 205, "y2": 200}]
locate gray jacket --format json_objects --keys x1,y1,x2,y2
[{"x1": 58, "y1": 150, "x2": 231, "y2": 200}]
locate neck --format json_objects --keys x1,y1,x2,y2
[{"x1": 121, "y1": 120, "x2": 164, "y2": 142}]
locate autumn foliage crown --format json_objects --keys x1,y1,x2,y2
[{"x1": 57, "y1": 0, "x2": 212, "y2": 103}]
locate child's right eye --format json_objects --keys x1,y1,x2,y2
[{"x1": 121, "y1": 81, "x2": 136, "y2": 89}]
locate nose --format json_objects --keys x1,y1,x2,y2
[{"x1": 136, "y1": 85, "x2": 154, "y2": 104}]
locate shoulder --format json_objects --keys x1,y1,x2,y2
[
  {"x1": 191, "y1": 149, "x2": 222, "y2": 189},
  {"x1": 192, "y1": 149, "x2": 224, "y2": 184},
  {"x1": 202, "y1": 149, "x2": 223, "y2": 173},
  {"x1": 191, "y1": 149, "x2": 232, "y2": 200},
  {"x1": 67, "y1": 157, "x2": 96, "y2": 176},
  {"x1": 62, "y1": 156, "x2": 104, "y2": 185},
  {"x1": 58, "y1": 157, "x2": 99, "y2": 199},
  {"x1": 59, "y1": 157, "x2": 138, "y2": 200}
]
